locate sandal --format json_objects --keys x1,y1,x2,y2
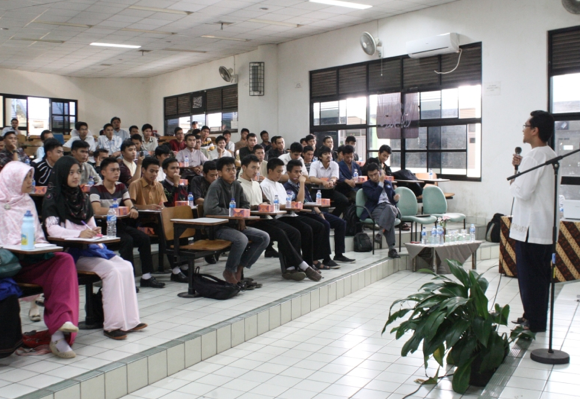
[
  {"x1": 50, "y1": 340, "x2": 76, "y2": 359},
  {"x1": 29, "y1": 304, "x2": 41, "y2": 322},
  {"x1": 237, "y1": 281, "x2": 255, "y2": 291},
  {"x1": 512, "y1": 317, "x2": 526, "y2": 325}
]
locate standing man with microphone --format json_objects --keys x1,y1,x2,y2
[{"x1": 510, "y1": 110, "x2": 556, "y2": 333}]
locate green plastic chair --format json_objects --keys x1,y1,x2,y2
[
  {"x1": 355, "y1": 189, "x2": 401, "y2": 254},
  {"x1": 395, "y1": 187, "x2": 437, "y2": 251},
  {"x1": 422, "y1": 185, "x2": 466, "y2": 228}
]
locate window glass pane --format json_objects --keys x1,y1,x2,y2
[
  {"x1": 406, "y1": 127, "x2": 427, "y2": 150},
  {"x1": 190, "y1": 114, "x2": 205, "y2": 128},
  {"x1": 63, "y1": 102, "x2": 69, "y2": 114},
  {"x1": 52, "y1": 101, "x2": 63, "y2": 115},
  {"x1": 552, "y1": 74, "x2": 580, "y2": 113},
  {"x1": 222, "y1": 111, "x2": 238, "y2": 131},
  {"x1": 467, "y1": 123, "x2": 481, "y2": 178},
  {"x1": 368, "y1": 127, "x2": 401, "y2": 150},
  {"x1": 406, "y1": 152, "x2": 426, "y2": 173},
  {"x1": 338, "y1": 129, "x2": 366, "y2": 162},
  {"x1": 556, "y1": 120, "x2": 580, "y2": 199},
  {"x1": 177, "y1": 116, "x2": 190, "y2": 132},
  {"x1": 441, "y1": 88, "x2": 458, "y2": 118},
  {"x1": 165, "y1": 118, "x2": 179, "y2": 135},
  {"x1": 69, "y1": 116, "x2": 76, "y2": 127},
  {"x1": 5, "y1": 98, "x2": 27, "y2": 129},
  {"x1": 369, "y1": 95, "x2": 377, "y2": 125},
  {"x1": 313, "y1": 103, "x2": 320, "y2": 126},
  {"x1": 428, "y1": 126, "x2": 441, "y2": 150},
  {"x1": 441, "y1": 152, "x2": 467, "y2": 175},
  {"x1": 320, "y1": 101, "x2": 345, "y2": 125},
  {"x1": 206, "y1": 112, "x2": 222, "y2": 131},
  {"x1": 346, "y1": 97, "x2": 366, "y2": 125},
  {"x1": 420, "y1": 91, "x2": 441, "y2": 119},
  {"x1": 458, "y1": 84, "x2": 481, "y2": 118},
  {"x1": 52, "y1": 116, "x2": 64, "y2": 130},
  {"x1": 69, "y1": 102, "x2": 76, "y2": 115},
  {"x1": 27, "y1": 97, "x2": 50, "y2": 136},
  {"x1": 428, "y1": 152, "x2": 441, "y2": 174},
  {"x1": 442, "y1": 125, "x2": 467, "y2": 149}
]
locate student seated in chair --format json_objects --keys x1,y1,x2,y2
[
  {"x1": 34, "y1": 138, "x2": 64, "y2": 186},
  {"x1": 90, "y1": 157, "x2": 165, "y2": 289},
  {"x1": 119, "y1": 139, "x2": 145, "y2": 187},
  {"x1": 190, "y1": 160, "x2": 219, "y2": 208},
  {"x1": 308, "y1": 146, "x2": 349, "y2": 217},
  {"x1": 70, "y1": 140, "x2": 102, "y2": 185},
  {"x1": 161, "y1": 158, "x2": 188, "y2": 207},
  {"x1": 361, "y1": 163, "x2": 401, "y2": 259},
  {"x1": 337, "y1": 145, "x2": 362, "y2": 202}
]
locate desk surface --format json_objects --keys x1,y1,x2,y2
[
  {"x1": 303, "y1": 202, "x2": 330, "y2": 208},
  {"x1": 421, "y1": 178, "x2": 450, "y2": 183},
  {"x1": 2, "y1": 244, "x2": 63, "y2": 255},
  {"x1": 250, "y1": 211, "x2": 287, "y2": 216},
  {"x1": 48, "y1": 236, "x2": 120, "y2": 245},
  {"x1": 394, "y1": 179, "x2": 425, "y2": 183},
  {"x1": 171, "y1": 218, "x2": 228, "y2": 226},
  {"x1": 207, "y1": 215, "x2": 261, "y2": 221},
  {"x1": 137, "y1": 209, "x2": 162, "y2": 213},
  {"x1": 94, "y1": 214, "x2": 130, "y2": 219}
]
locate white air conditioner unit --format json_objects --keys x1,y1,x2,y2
[{"x1": 406, "y1": 33, "x2": 459, "y2": 59}]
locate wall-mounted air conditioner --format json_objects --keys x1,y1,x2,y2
[{"x1": 406, "y1": 33, "x2": 459, "y2": 59}]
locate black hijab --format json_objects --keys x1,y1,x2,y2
[{"x1": 42, "y1": 156, "x2": 93, "y2": 225}]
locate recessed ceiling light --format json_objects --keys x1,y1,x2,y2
[
  {"x1": 0, "y1": 28, "x2": 9, "y2": 31},
  {"x1": 34, "y1": 21, "x2": 93, "y2": 28},
  {"x1": 163, "y1": 48, "x2": 207, "y2": 53},
  {"x1": 201, "y1": 35, "x2": 248, "y2": 42},
  {"x1": 309, "y1": 0, "x2": 372, "y2": 10},
  {"x1": 121, "y1": 28, "x2": 176, "y2": 35},
  {"x1": 11, "y1": 37, "x2": 65, "y2": 43},
  {"x1": 128, "y1": 5, "x2": 193, "y2": 15},
  {"x1": 248, "y1": 19, "x2": 301, "y2": 28},
  {"x1": 90, "y1": 42, "x2": 141, "y2": 49}
]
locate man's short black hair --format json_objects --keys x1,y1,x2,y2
[
  {"x1": 253, "y1": 144, "x2": 264, "y2": 152},
  {"x1": 267, "y1": 157, "x2": 284, "y2": 172},
  {"x1": 300, "y1": 138, "x2": 308, "y2": 145},
  {"x1": 142, "y1": 123, "x2": 153, "y2": 132},
  {"x1": 174, "y1": 127, "x2": 183, "y2": 135},
  {"x1": 290, "y1": 142, "x2": 303, "y2": 153},
  {"x1": 241, "y1": 154, "x2": 260, "y2": 167},
  {"x1": 129, "y1": 125, "x2": 139, "y2": 132},
  {"x1": 121, "y1": 139, "x2": 135, "y2": 152},
  {"x1": 303, "y1": 145, "x2": 314, "y2": 153},
  {"x1": 260, "y1": 130, "x2": 268, "y2": 138},
  {"x1": 162, "y1": 157, "x2": 179, "y2": 170},
  {"x1": 201, "y1": 125, "x2": 210, "y2": 131},
  {"x1": 271, "y1": 136, "x2": 280, "y2": 145},
  {"x1": 367, "y1": 162, "x2": 380, "y2": 173},
  {"x1": 100, "y1": 157, "x2": 119, "y2": 171},
  {"x1": 529, "y1": 110, "x2": 555, "y2": 143},
  {"x1": 95, "y1": 148, "x2": 109, "y2": 158},
  {"x1": 131, "y1": 134, "x2": 143, "y2": 142},
  {"x1": 318, "y1": 146, "x2": 332, "y2": 156},
  {"x1": 75, "y1": 121, "x2": 88, "y2": 131},
  {"x1": 323, "y1": 135, "x2": 332, "y2": 143},
  {"x1": 223, "y1": 130, "x2": 231, "y2": 136},
  {"x1": 342, "y1": 145, "x2": 354, "y2": 155},
  {"x1": 247, "y1": 133, "x2": 257, "y2": 140},
  {"x1": 192, "y1": 128, "x2": 200, "y2": 135},
  {"x1": 337, "y1": 145, "x2": 345, "y2": 155},
  {"x1": 379, "y1": 144, "x2": 392, "y2": 154},
  {"x1": 241, "y1": 128, "x2": 250, "y2": 135},
  {"x1": 40, "y1": 130, "x2": 52, "y2": 141},
  {"x1": 110, "y1": 117, "x2": 120, "y2": 123},
  {"x1": 215, "y1": 135, "x2": 226, "y2": 144},
  {"x1": 142, "y1": 157, "x2": 159, "y2": 170},
  {"x1": 184, "y1": 133, "x2": 196, "y2": 142},
  {"x1": 71, "y1": 140, "x2": 90, "y2": 151},
  {"x1": 155, "y1": 145, "x2": 171, "y2": 157},
  {"x1": 216, "y1": 156, "x2": 236, "y2": 171},
  {"x1": 10, "y1": 118, "x2": 18, "y2": 123},
  {"x1": 103, "y1": 123, "x2": 113, "y2": 131},
  {"x1": 43, "y1": 138, "x2": 61, "y2": 154},
  {"x1": 286, "y1": 159, "x2": 302, "y2": 173},
  {"x1": 203, "y1": 160, "x2": 217, "y2": 174},
  {"x1": 305, "y1": 134, "x2": 315, "y2": 142},
  {"x1": 345, "y1": 135, "x2": 356, "y2": 144}
]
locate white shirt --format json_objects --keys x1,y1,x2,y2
[
  {"x1": 260, "y1": 177, "x2": 294, "y2": 218},
  {"x1": 509, "y1": 145, "x2": 556, "y2": 244},
  {"x1": 34, "y1": 147, "x2": 44, "y2": 163},
  {"x1": 238, "y1": 176, "x2": 263, "y2": 206},
  {"x1": 207, "y1": 148, "x2": 232, "y2": 160},
  {"x1": 308, "y1": 160, "x2": 339, "y2": 179},
  {"x1": 114, "y1": 128, "x2": 130, "y2": 141},
  {"x1": 142, "y1": 136, "x2": 158, "y2": 153},
  {"x1": 226, "y1": 141, "x2": 235, "y2": 152},
  {"x1": 97, "y1": 135, "x2": 123, "y2": 154},
  {"x1": 2, "y1": 127, "x2": 18, "y2": 135},
  {"x1": 157, "y1": 168, "x2": 166, "y2": 182},
  {"x1": 64, "y1": 135, "x2": 97, "y2": 152},
  {"x1": 176, "y1": 148, "x2": 208, "y2": 166},
  {"x1": 278, "y1": 153, "x2": 308, "y2": 176}
]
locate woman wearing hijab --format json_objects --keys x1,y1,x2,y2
[
  {"x1": 42, "y1": 156, "x2": 145, "y2": 340},
  {"x1": 0, "y1": 161, "x2": 79, "y2": 358}
]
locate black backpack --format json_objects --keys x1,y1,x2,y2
[
  {"x1": 192, "y1": 268, "x2": 240, "y2": 300},
  {"x1": 392, "y1": 169, "x2": 423, "y2": 197},
  {"x1": 486, "y1": 213, "x2": 504, "y2": 243},
  {"x1": 353, "y1": 232, "x2": 373, "y2": 252},
  {"x1": 344, "y1": 204, "x2": 362, "y2": 236}
]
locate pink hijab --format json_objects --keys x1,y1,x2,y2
[{"x1": 0, "y1": 161, "x2": 47, "y2": 245}]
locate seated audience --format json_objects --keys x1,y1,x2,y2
[
  {"x1": 0, "y1": 136, "x2": 4, "y2": 152},
  {"x1": 141, "y1": 124, "x2": 158, "y2": 155},
  {"x1": 111, "y1": 117, "x2": 130, "y2": 141},
  {"x1": 0, "y1": 130, "x2": 28, "y2": 169},
  {"x1": 191, "y1": 161, "x2": 218, "y2": 208},
  {"x1": 260, "y1": 130, "x2": 271, "y2": 152},
  {"x1": 176, "y1": 133, "x2": 208, "y2": 179},
  {"x1": 337, "y1": 145, "x2": 362, "y2": 201},
  {"x1": 253, "y1": 144, "x2": 267, "y2": 181},
  {"x1": 308, "y1": 146, "x2": 349, "y2": 217},
  {"x1": 302, "y1": 145, "x2": 315, "y2": 174},
  {"x1": 285, "y1": 159, "x2": 354, "y2": 264},
  {"x1": 131, "y1": 134, "x2": 144, "y2": 154},
  {"x1": 161, "y1": 158, "x2": 188, "y2": 207},
  {"x1": 266, "y1": 136, "x2": 285, "y2": 160},
  {"x1": 64, "y1": 122, "x2": 97, "y2": 158},
  {"x1": 129, "y1": 158, "x2": 188, "y2": 283},
  {"x1": 43, "y1": 156, "x2": 145, "y2": 340},
  {"x1": 90, "y1": 157, "x2": 164, "y2": 289},
  {"x1": 335, "y1": 145, "x2": 344, "y2": 163},
  {"x1": 223, "y1": 130, "x2": 235, "y2": 152},
  {"x1": 305, "y1": 134, "x2": 317, "y2": 149},
  {"x1": 238, "y1": 155, "x2": 319, "y2": 281},
  {"x1": 97, "y1": 123, "x2": 122, "y2": 157},
  {"x1": 2, "y1": 118, "x2": 19, "y2": 135},
  {"x1": 71, "y1": 140, "x2": 102, "y2": 185},
  {"x1": 155, "y1": 145, "x2": 171, "y2": 182},
  {"x1": 345, "y1": 135, "x2": 360, "y2": 161},
  {"x1": 278, "y1": 142, "x2": 308, "y2": 183},
  {"x1": 92, "y1": 148, "x2": 109, "y2": 176},
  {"x1": 129, "y1": 125, "x2": 139, "y2": 137},
  {"x1": 207, "y1": 135, "x2": 232, "y2": 160},
  {"x1": 34, "y1": 130, "x2": 53, "y2": 162},
  {"x1": 361, "y1": 163, "x2": 401, "y2": 259},
  {"x1": 199, "y1": 125, "x2": 213, "y2": 150},
  {"x1": 1, "y1": 162, "x2": 80, "y2": 358},
  {"x1": 378, "y1": 145, "x2": 393, "y2": 176},
  {"x1": 235, "y1": 128, "x2": 249, "y2": 152},
  {"x1": 322, "y1": 135, "x2": 334, "y2": 152},
  {"x1": 204, "y1": 157, "x2": 270, "y2": 285},
  {"x1": 34, "y1": 138, "x2": 64, "y2": 186},
  {"x1": 119, "y1": 139, "x2": 144, "y2": 187},
  {"x1": 239, "y1": 132, "x2": 258, "y2": 160},
  {"x1": 188, "y1": 121, "x2": 198, "y2": 133},
  {"x1": 170, "y1": 127, "x2": 186, "y2": 154}
]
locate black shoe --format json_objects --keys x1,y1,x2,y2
[
  {"x1": 170, "y1": 271, "x2": 188, "y2": 283},
  {"x1": 388, "y1": 249, "x2": 400, "y2": 259},
  {"x1": 283, "y1": 269, "x2": 306, "y2": 281},
  {"x1": 136, "y1": 287, "x2": 139, "y2": 293},
  {"x1": 334, "y1": 254, "x2": 355, "y2": 263},
  {"x1": 104, "y1": 329, "x2": 127, "y2": 340},
  {"x1": 140, "y1": 276, "x2": 166, "y2": 288},
  {"x1": 205, "y1": 255, "x2": 217, "y2": 264},
  {"x1": 322, "y1": 259, "x2": 340, "y2": 269},
  {"x1": 304, "y1": 267, "x2": 322, "y2": 282},
  {"x1": 265, "y1": 249, "x2": 279, "y2": 258},
  {"x1": 512, "y1": 316, "x2": 526, "y2": 325}
]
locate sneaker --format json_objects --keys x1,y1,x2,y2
[
  {"x1": 104, "y1": 329, "x2": 127, "y2": 340},
  {"x1": 283, "y1": 269, "x2": 306, "y2": 281},
  {"x1": 205, "y1": 255, "x2": 217, "y2": 264},
  {"x1": 388, "y1": 249, "x2": 400, "y2": 259},
  {"x1": 140, "y1": 276, "x2": 166, "y2": 288},
  {"x1": 265, "y1": 248, "x2": 279, "y2": 258},
  {"x1": 374, "y1": 234, "x2": 383, "y2": 244},
  {"x1": 322, "y1": 259, "x2": 340, "y2": 269},
  {"x1": 334, "y1": 254, "x2": 355, "y2": 263},
  {"x1": 304, "y1": 267, "x2": 322, "y2": 282},
  {"x1": 125, "y1": 323, "x2": 148, "y2": 333},
  {"x1": 170, "y1": 271, "x2": 188, "y2": 283}
]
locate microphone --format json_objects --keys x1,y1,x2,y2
[{"x1": 514, "y1": 147, "x2": 522, "y2": 172}]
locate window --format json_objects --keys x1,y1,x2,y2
[
  {"x1": 310, "y1": 43, "x2": 482, "y2": 180},
  {"x1": 163, "y1": 85, "x2": 238, "y2": 135}
]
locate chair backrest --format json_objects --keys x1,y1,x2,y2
[
  {"x1": 395, "y1": 186, "x2": 418, "y2": 217},
  {"x1": 355, "y1": 189, "x2": 367, "y2": 219},
  {"x1": 161, "y1": 206, "x2": 197, "y2": 241},
  {"x1": 422, "y1": 185, "x2": 447, "y2": 215}
]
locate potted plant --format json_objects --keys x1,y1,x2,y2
[{"x1": 383, "y1": 260, "x2": 534, "y2": 394}]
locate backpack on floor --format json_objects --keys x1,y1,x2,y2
[
  {"x1": 353, "y1": 232, "x2": 373, "y2": 252},
  {"x1": 344, "y1": 204, "x2": 362, "y2": 237},
  {"x1": 192, "y1": 268, "x2": 240, "y2": 300},
  {"x1": 486, "y1": 213, "x2": 504, "y2": 243}
]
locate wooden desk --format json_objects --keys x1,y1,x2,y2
[
  {"x1": 1, "y1": 244, "x2": 63, "y2": 255},
  {"x1": 421, "y1": 178, "x2": 450, "y2": 184},
  {"x1": 48, "y1": 236, "x2": 120, "y2": 248},
  {"x1": 303, "y1": 202, "x2": 331, "y2": 209},
  {"x1": 206, "y1": 215, "x2": 261, "y2": 221},
  {"x1": 250, "y1": 211, "x2": 287, "y2": 216},
  {"x1": 393, "y1": 179, "x2": 425, "y2": 184}
]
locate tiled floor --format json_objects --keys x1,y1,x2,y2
[{"x1": 118, "y1": 260, "x2": 580, "y2": 399}]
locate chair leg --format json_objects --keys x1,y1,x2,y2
[
  {"x1": 464, "y1": 219, "x2": 466, "y2": 229},
  {"x1": 399, "y1": 227, "x2": 402, "y2": 252},
  {"x1": 79, "y1": 282, "x2": 102, "y2": 330},
  {"x1": 372, "y1": 224, "x2": 375, "y2": 255}
]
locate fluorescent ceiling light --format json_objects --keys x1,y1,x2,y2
[
  {"x1": 34, "y1": 21, "x2": 92, "y2": 28},
  {"x1": 163, "y1": 48, "x2": 207, "y2": 53},
  {"x1": 128, "y1": 6, "x2": 192, "y2": 15},
  {"x1": 248, "y1": 19, "x2": 301, "y2": 28},
  {"x1": 90, "y1": 42, "x2": 141, "y2": 49},
  {"x1": 121, "y1": 28, "x2": 176, "y2": 35},
  {"x1": 202, "y1": 35, "x2": 248, "y2": 42},
  {"x1": 12, "y1": 37, "x2": 65, "y2": 43},
  {"x1": 309, "y1": 0, "x2": 372, "y2": 10}
]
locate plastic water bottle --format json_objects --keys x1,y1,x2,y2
[
  {"x1": 255, "y1": 170, "x2": 260, "y2": 181},
  {"x1": 286, "y1": 194, "x2": 292, "y2": 209},
  {"x1": 25, "y1": 157, "x2": 30, "y2": 165},
  {"x1": 229, "y1": 198, "x2": 236, "y2": 216},
  {"x1": 188, "y1": 192, "x2": 194, "y2": 208},
  {"x1": 21, "y1": 210, "x2": 35, "y2": 250},
  {"x1": 184, "y1": 156, "x2": 190, "y2": 167},
  {"x1": 274, "y1": 195, "x2": 280, "y2": 212},
  {"x1": 30, "y1": 178, "x2": 36, "y2": 194},
  {"x1": 470, "y1": 224, "x2": 476, "y2": 241},
  {"x1": 559, "y1": 195, "x2": 565, "y2": 220},
  {"x1": 437, "y1": 226, "x2": 444, "y2": 244},
  {"x1": 353, "y1": 170, "x2": 359, "y2": 183},
  {"x1": 429, "y1": 169, "x2": 433, "y2": 180},
  {"x1": 106, "y1": 204, "x2": 117, "y2": 237},
  {"x1": 421, "y1": 226, "x2": 427, "y2": 245},
  {"x1": 431, "y1": 226, "x2": 438, "y2": 245},
  {"x1": 316, "y1": 190, "x2": 322, "y2": 205},
  {"x1": 87, "y1": 176, "x2": 95, "y2": 188}
]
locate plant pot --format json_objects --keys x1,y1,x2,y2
[{"x1": 469, "y1": 346, "x2": 509, "y2": 387}]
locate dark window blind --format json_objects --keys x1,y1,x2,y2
[
  {"x1": 311, "y1": 70, "x2": 337, "y2": 98},
  {"x1": 206, "y1": 88, "x2": 222, "y2": 112},
  {"x1": 338, "y1": 64, "x2": 367, "y2": 95},
  {"x1": 222, "y1": 85, "x2": 238, "y2": 110},
  {"x1": 177, "y1": 94, "x2": 190, "y2": 115},
  {"x1": 550, "y1": 27, "x2": 580, "y2": 75},
  {"x1": 403, "y1": 57, "x2": 440, "y2": 89},
  {"x1": 441, "y1": 45, "x2": 481, "y2": 86},
  {"x1": 368, "y1": 58, "x2": 401, "y2": 93},
  {"x1": 164, "y1": 97, "x2": 177, "y2": 117}
]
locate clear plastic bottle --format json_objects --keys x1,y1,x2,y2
[
  {"x1": 316, "y1": 190, "x2": 322, "y2": 205},
  {"x1": 87, "y1": 176, "x2": 95, "y2": 188},
  {"x1": 25, "y1": 157, "x2": 30, "y2": 165},
  {"x1": 559, "y1": 195, "x2": 565, "y2": 220},
  {"x1": 470, "y1": 224, "x2": 476, "y2": 241},
  {"x1": 30, "y1": 178, "x2": 36, "y2": 194},
  {"x1": 429, "y1": 168, "x2": 433, "y2": 180},
  {"x1": 188, "y1": 192, "x2": 194, "y2": 208},
  {"x1": 437, "y1": 226, "x2": 444, "y2": 244},
  {"x1": 274, "y1": 195, "x2": 280, "y2": 212},
  {"x1": 421, "y1": 226, "x2": 427, "y2": 245},
  {"x1": 286, "y1": 194, "x2": 292, "y2": 209},
  {"x1": 106, "y1": 204, "x2": 117, "y2": 237},
  {"x1": 229, "y1": 198, "x2": 236, "y2": 217},
  {"x1": 184, "y1": 156, "x2": 190, "y2": 167},
  {"x1": 255, "y1": 170, "x2": 260, "y2": 182},
  {"x1": 431, "y1": 226, "x2": 438, "y2": 245},
  {"x1": 21, "y1": 210, "x2": 35, "y2": 250},
  {"x1": 353, "y1": 170, "x2": 359, "y2": 183}
]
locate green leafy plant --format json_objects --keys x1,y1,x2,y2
[{"x1": 383, "y1": 260, "x2": 535, "y2": 394}]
